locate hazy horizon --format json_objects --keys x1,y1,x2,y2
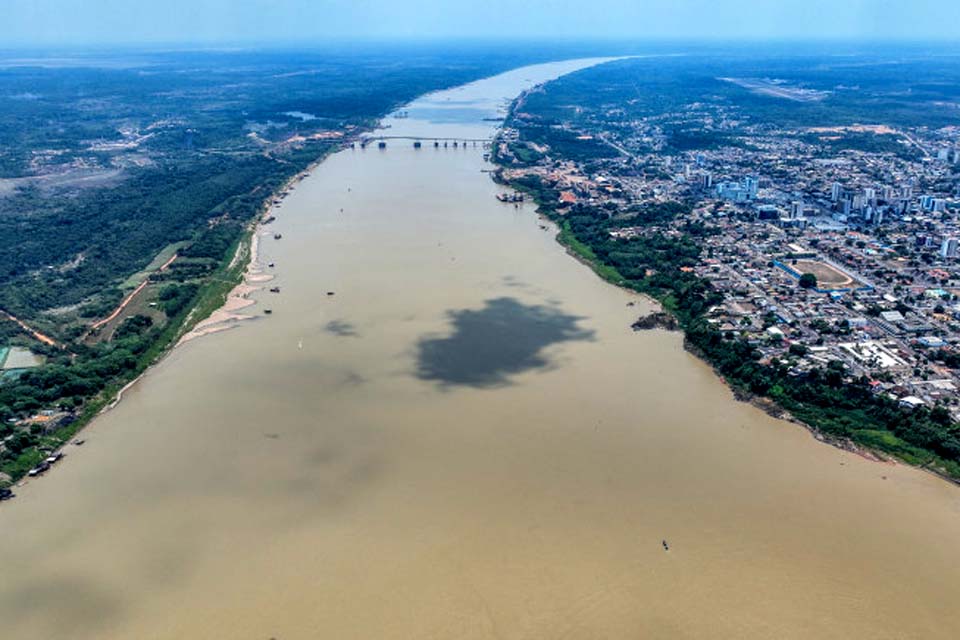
[{"x1": 4, "y1": 0, "x2": 959, "y2": 47}]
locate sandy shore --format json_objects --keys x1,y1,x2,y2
[
  {"x1": 178, "y1": 231, "x2": 272, "y2": 344},
  {"x1": 176, "y1": 150, "x2": 330, "y2": 345}
]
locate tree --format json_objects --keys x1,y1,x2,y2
[
  {"x1": 799, "y1": 273, "x2": 818, "y2": 289},
  {"x1": 789, "y1": 343, "x2": 808, "y2": 356}
]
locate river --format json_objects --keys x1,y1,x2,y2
[{"x1": 2, "y1": 58, "x2": 960, "y2": 639}]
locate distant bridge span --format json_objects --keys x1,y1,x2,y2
[{"x1": 358, "y1": 135, "x2": 492, "y2": 144}]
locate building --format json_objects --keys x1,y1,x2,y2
[
  {"x1": 756, "y1": 204, "x2": 780, "y2": 220},
  {"x1": 716, "y1": 176, "x2": 757, "y2": 203},
  {"x1": 940, "y1": 237, "x2": 958, "y2": 259},
  {"x1": 831, "y1": 182, "x2": 843, "y2": 202}
]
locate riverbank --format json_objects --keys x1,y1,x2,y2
[
  {"x1": 1, "y1": 142, "x2": 345, "y2": 489},
  {"x1": 493, "y1": 164, "x2": 960, "y2": 484}
]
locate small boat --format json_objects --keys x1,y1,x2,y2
[
  {"x1": 28, "y1": 462, "x2": 51, "y2": 477},
  {"x1": 0, "y1": 488, "x2": 14, "y2": 501},
  {"x1": 662, "y1": 540, "x2": 670, "y2": 551},
  {"x1": 73, "y1": 439, "x2": 85, "y2": 446},
  {"x1": 326, "y1": 291, "x2": 335, "y2": 296},
  {"x1": 267, "y1": 262, "x2": 275, "y2": 268},
  {"x1": 264, "y1": 309, "x2": 273, "y2": 315},
  {"x1": 273, "y1": 233, "x2": 282, "y2": 240},
  {"x1": 298, "y1": 339, "x2": 303, "y2": 350},
  {"x1": 269, "y1": 286, "x2": 280, "y2": 293}
]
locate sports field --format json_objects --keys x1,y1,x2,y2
[{"x1": 792, "y1": 259, "x2": 858, "y2": 288}]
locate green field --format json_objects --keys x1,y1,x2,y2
[
  {"x1": 0, "y1": 347, "x2": 42, "y2": 370},
  {"x1": 120, "y1": 242, "x2": 191, "y2": 290}
]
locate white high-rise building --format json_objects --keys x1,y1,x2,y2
[{"x1": 940, "y1": 237, "x2": 958, "y2": 259}]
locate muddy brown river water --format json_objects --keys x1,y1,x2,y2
[{"x1": 2, "y1": 59, "x2": 960, "y2": 639}]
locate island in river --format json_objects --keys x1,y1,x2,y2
[{"x1": 1, "y1": 56, "x2": 960, "y2": 640}]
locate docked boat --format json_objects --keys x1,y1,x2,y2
[{"x1": 28, "y1": 462, "x2": 51, "y2": 477}]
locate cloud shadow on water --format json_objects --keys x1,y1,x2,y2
[
  {"x1": 415, "y1": 297, "x2": 594, "y2": 388},
  {"x1": 325, "y1": 319, "x2": 359, "y2": 337}
]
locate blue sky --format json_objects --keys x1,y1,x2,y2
[{"x1": 3, "y1": 0, "x2": 958, "y2": 46}]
